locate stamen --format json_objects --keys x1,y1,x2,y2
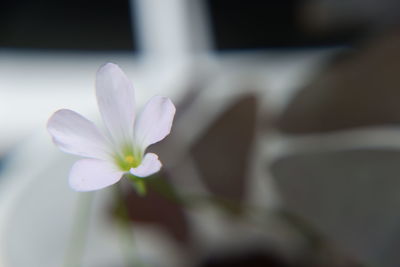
[{"x1": 125, "y1": 155, "x2": 135, "y2": 165}]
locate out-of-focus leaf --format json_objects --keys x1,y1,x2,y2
[
  {"x1": 191, "y1": 95, "x2": 257, "y2": 208},
  {"x1": 278, "y1": 33, "x2": 400, "y2": 134},
  {"x1": 271, "y1": 149, "x2": 400, "y2": 267}
]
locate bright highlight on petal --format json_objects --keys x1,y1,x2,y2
[
  {"x1": 134, "y1": 96, "x2": 176, "y2": 151},
  {"x1": 47, "y1": 109, "x2": 110, "y2": 160},
  {"x1": 96, "y1": 63, "x2": 135, "y2": 146},
  {"x1": 47, "y1": 63, "x2": 176, "y2": 192},
  {"x1": 69, "y1": 159, "x2": 123, "y2": 192},
  {"x1": 130, "y1": 153, "x2": 162, "y2": 177}
]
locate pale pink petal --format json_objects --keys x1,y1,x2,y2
[
  {"x1": 69, "y1": 159, "x2": 124, "y2": 191},
  {"x1": 47, "y1": 109, "x2": 110, "y2": 159},
  {"x1": 96, "y1": 63, "x2": 135, "y2": 145},
  {"x1": 130, "y1": 153, "x2": 162, "y2": 177},
  {"x1": 134, "y1": 96, "x2": 176, "y2": 151}
]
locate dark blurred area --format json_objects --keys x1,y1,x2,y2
[
  {"x1": 0, "y1": 0, "x2": 135, "y2": 50},
  {"x1": 1, "y1": 0, "x2": 391, "y2": 51},
  {"x1": 206, "y1": 0, "x2": 363, "y2": 50}
]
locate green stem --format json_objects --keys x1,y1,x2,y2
[
  {"x1": 63, "y1": 192, "x2": 94, "y2": 267},
  {"x1": 124, "y1": 173, "x2": 147, "y2": 196}
]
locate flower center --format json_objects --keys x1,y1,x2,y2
[
  {"x1": 116, "y1": 154, "x2": 140, "y2": 171},
  {"x1": 125, "y1": 155, "x2": 135, "y2": 165}
]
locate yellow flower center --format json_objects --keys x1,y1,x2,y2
[
  {"x1": 125, "y1": 155, "x2": 135, "y2": 165},
  {"x1": 116, "y1": 153, "x2": 141, "y2": 171}
]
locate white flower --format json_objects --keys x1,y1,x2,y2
[{"x1": 47, "y1": 63, "x2": 176, "y2": 192}]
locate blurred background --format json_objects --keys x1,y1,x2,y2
[{"x1": 1, "y1": 0, "x2": 400, "y2": 266}]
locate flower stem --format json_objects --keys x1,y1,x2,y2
[
  {"x1": 63, "y1": 192, "x2": 94, "y2": 267},
  {"x1": 124, "y1": 173, "x2": 147, "y2": 196}
]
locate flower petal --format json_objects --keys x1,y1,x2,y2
[
  {"x1": 47, "y1": 109, "x2": 110, "y2": 159},
  {"x1": 69, "y1": 159, "x2": 123, "y2": 191},
  {"x1": 134, "y1": 96, "x2": 176, "y2": 151},
  {"x1": 96, "y1": 63, "x2": 135, "y2": 145},
  {"x1": 130, "y1": 153, "x2": 162, "y2": 177}
]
